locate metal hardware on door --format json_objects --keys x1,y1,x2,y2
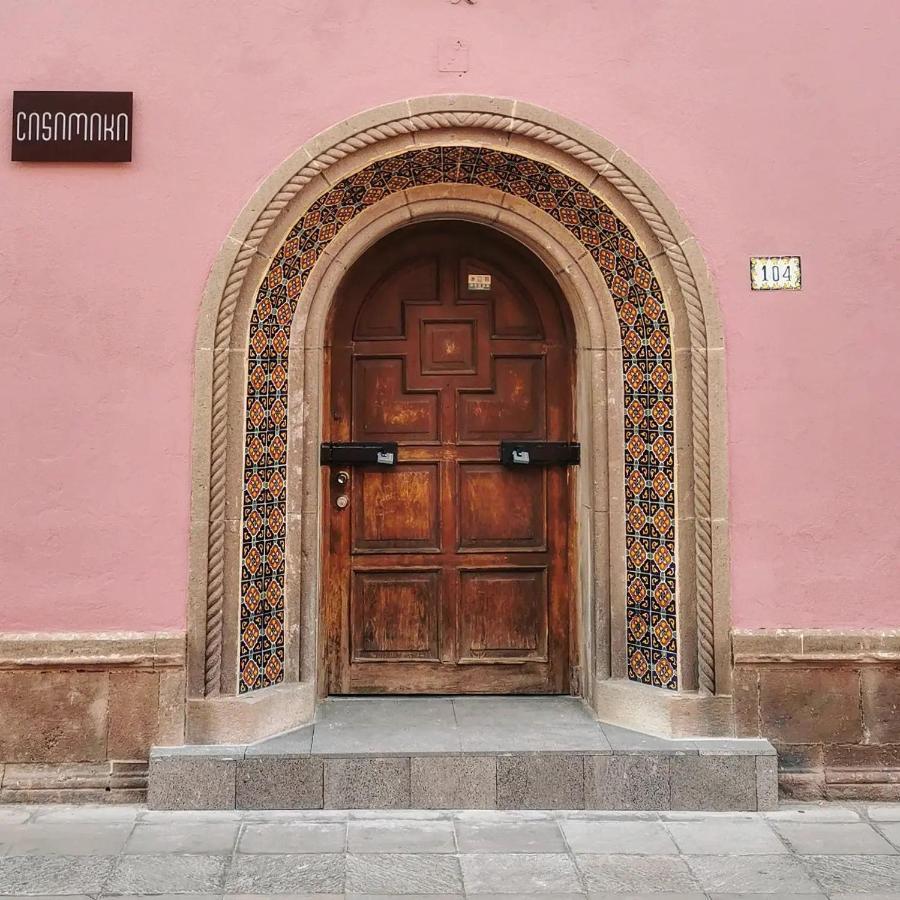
[
  {"x1": 320, "y1": 442, "x2": 398, "y2": 466},
  {"x1": 334, "y1": 471, "x2": 350, "y2": 509},
  {"x1": 499, "y1": 440, "x2": 581, "y2": 467}
]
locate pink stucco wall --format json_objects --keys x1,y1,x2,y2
[{"x1": 1, "y1": 1, "x2": 898, "y2": 633}]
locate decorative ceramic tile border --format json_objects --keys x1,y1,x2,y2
[{"x1": 238, "y1": 146, "x2": 678, "y2": 693}]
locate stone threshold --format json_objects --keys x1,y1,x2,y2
[{"x1": 149, "y1": 696, "x2": 776, "y2": 812}]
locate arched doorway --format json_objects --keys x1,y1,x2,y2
[
  {"x1": 321, "y1": 221, "x2": 577, "y2": 695},
  {"x1": 186, "y1": 97, "x2": 733, "y2": 742}
]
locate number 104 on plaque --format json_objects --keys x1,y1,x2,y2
[{"x1": 750, "y1": 256, "x2": 801, "y2": 291}]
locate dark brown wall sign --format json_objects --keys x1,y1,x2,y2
[{"x1": 12, "y1": 91, "x2": 133, "y2": 162}]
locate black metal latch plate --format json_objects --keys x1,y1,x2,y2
[
  {"x1": 500, "y1": 440, "x2": 580, "y2": 467},
  {"x1": 320, "y1": 442, "x2": 398, "y2": 466}
]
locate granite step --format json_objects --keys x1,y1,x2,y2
[{"x1": 149, "y1": 696, "x2": 777, "y2": 811}]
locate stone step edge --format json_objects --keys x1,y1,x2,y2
[
  {"x1": 150, "y1": 737, "x2": 777, "y2": 760},
  {"x1": 148, "y1": 749, "x2": 777, "y2": 812}
]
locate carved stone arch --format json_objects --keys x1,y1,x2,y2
[{"x1": 188, "y1": 96, "x2": 731, "y2": 741}]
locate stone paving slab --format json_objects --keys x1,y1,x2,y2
[
  {"x1": 460, "y1": 851, "x2": 582, "y2": 894},
  {"x1": 124, "y1": 821, "x2": 240, "y2": 854},
  {"x1": 876, "y1": 820, "x2": 900, "y2": 847},
  {"x1": 0, "y1": 854, "x2": 115, "y2": 895},
  {"x1": 0, "y1": 822, "x2": 131, "y2": 856},
  {"x1": 455, "y1": 819, "x2": 568, "y2": 853},
  {"x1": 665, "y1": 818, "x2": 787, "y2": 855},
  {"x1": 576, "y1": 853, "x2": 700, "y2": 893},
  {"x1": 244, "y1": 725, "x2": 315, "y2": 757},
  {"x1": 346, "y1": 852, "x2": 463, "y2": 894},
  {"x1": 685, "y1": 853, "x2": 822, "y2": 894},
  {"x1": 774, "y1": 820, "x2": 898, "y2": 855},
  {"x1": 869, "y1": 803, "x2": 900, "y2": 821},
  {"x1": 238, "y1": 821, "x2": 347, "y2": 853},
  {"x1": 3, "y1": 803, "x2": 900, "y2": 896},
  {"x1": 347, "y1": 818, "x2": 456, "y2": 853},
  {"x1": 801, "y1": 854, "x2": 900, "y2": 893},
  {"x1": 107, "y1": 853, "x2": 228, "y2": 894},
  {"x1": 225, "y1": 852, "x2": 344, "y2": 893},
  {"x1": 765, "y1": 804, "x2": 862, "y2": 822},
  {"x1": 320, "y1": 696, "x2": 458, "y2": 728},
  {"x1": 561, "y1": 819, "x2": 678, "y2": 855},
  {"x1": 459, "y1": 724, "x2": 612, "y2": 754},
  {"x1": 313, "y1": 723, "x2": 464, "y2": 755}
]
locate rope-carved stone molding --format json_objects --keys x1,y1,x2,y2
[{"x1": 202, "y1": 105, "x2": 717, "y2": 697}]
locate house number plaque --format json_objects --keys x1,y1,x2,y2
[{"x1": 750, "y1": 256, "x2": 801, "y2": 291}]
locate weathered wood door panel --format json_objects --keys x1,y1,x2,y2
[{"x1": 323, "y1": 222, "x2": 574, "y2": 694}]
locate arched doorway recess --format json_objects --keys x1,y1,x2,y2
[
  {"x1": 323, "y1": 220, "x2": 577, "y2": 696},
  {"x1": 187, "y1": 97, "x2": 732, "y2": 742}
]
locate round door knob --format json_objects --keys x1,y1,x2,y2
[{"x1": 335, "y1": 495, "x2": 349, "y2": 509}]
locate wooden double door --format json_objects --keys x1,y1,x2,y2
[{"x1": 322, "y1": 222, "x2": 574, "y2": 694}]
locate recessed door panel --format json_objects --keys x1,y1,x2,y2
[
  {"x1": 353, "y1": 464, "x2": 441, "y2": 552},
  {"x1": 351, "y1": 570, "x2": 440, "y2": 660},
  {"x1": 323, "y1": 221, "x2": 573, "y2": 695},
  {"x1": 458, "y1": 568, "x2": 548, "y2": 661},
  {"x1": 354, "y1": 257, "x2": 439, "y2": 339},
  {"x1": 352, "y1": 357, "x2": 439, "y2": 442},
  {"x1": 457, "y1": 357, "x2": 546, "y2": 442},
  {"x1": 420, "y1": 319, "x2": 477, "y2": 374},
  {"x1": 458, "y1": 464, "x2": 546, "y2": 551},
  {"x1": 459, "y1": 256, "x2": 544, "y2": 339}
]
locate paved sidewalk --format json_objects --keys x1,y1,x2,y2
[{"x1": 1, "y1": 803, "x2": 900, "y2": 897}]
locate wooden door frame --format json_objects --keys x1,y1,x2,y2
[
  {"x1": 296, "y1": 192, "x2": 617, "y2": 711},
  {"x1": 318, "y1": 220, "x2": 579, "y2": 697}
]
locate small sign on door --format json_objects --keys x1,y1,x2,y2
[
  {"x1": 750, "y1": 256, "x2": 801, "y2": 291},
  {"x1": 468, "y1": 273, "x2": 492, "y2": 291}
]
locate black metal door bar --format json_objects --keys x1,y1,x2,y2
[
  {"x1": 320, "y1": 442, "x2": 398, "y2": 466},
  {"x1": 499, "y1": 440, "x2": 580, "y2": 467}
]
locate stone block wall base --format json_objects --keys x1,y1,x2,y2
[
  {"x1": 0, "y1": 761, "x2": 148, "y2": 804},
  {"x1": 0, "y1": 632, "x2": 186, "y2": 768},
  {"x1": 780, "y1": 770, "x2": 900, "y2": 802},
  {"x1": 0, "y1": 632, "x2": 183, "y2": 804},
  {"x1": 592, "y1": 678, "x2": 735, "y2": 738},
  {"x1": 185, "y1": 682, "x2": 315, "y2": 745},
  {"x1": 733, "y1": 628, "x2": 900, "y2": 801},
  {"x1": 775, "y1": 744, "x2": 900, "y2": 802}
]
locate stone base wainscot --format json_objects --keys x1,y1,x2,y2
[
  {"x1": 3, "y1": 629, "x2": 900, "y2": 803},
  {"x1": 0, "y1": 633, "x2": 185, "y2": 803},
  {"x1": 732, "y1": 629, "x2": 900, "y2": 801}
]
